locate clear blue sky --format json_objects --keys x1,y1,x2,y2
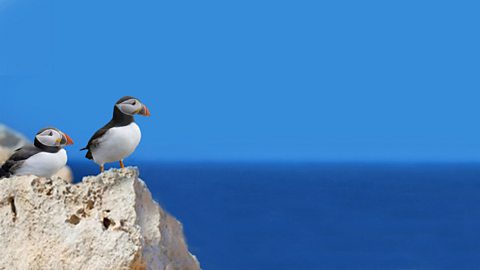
[{"x1": 0, "y1": 0, "x2": 479, "y2": 162}]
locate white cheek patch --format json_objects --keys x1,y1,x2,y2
[
  {"x1": 36, "y1": 130, "x2": 63, "y2": 146},
  {"x1": 116, "y1": 104, "x2": 130, "y2": 114},
  {"x1": 117, "y1": 101, "x2": 140, "y2": 115},
  {"x1": 36, "y1": 135, "x2": 56, "y2": 146},
  {"x1": 132, "y1": 102, "x2": 142, "y2": 112}
]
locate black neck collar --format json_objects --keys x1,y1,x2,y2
[
  {"x1": 112, "y1": 106, "x2": 135, "y2": 126},
  {"x1": 34, "y1": 139, "x2": 62, "y2": 153}
]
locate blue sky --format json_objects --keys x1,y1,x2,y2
[{"x1": 0, "y1": 0, "x2": 479, "y2": 162}]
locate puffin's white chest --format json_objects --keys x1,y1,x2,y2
[
  {"x1": 16, "y1": 149, "x2": 67, "y2": 177},
  {"x1": 92, "y1": 122, "x2": 142, "y2": 164}
]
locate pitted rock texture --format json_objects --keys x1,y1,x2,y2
[
  {"x1": 0, "y1": 168, "x2": 200, "y2": 270},
  {"x1": 0, "y1": 124, "x2": 73, "y2": 182}
]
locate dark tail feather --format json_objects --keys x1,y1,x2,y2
[
  {"x1": 80, "y1": 146, "x2": 93, "y2": 160},
  {"x1": 85, "y1": 150, "x2": 93, "y2": 160}
]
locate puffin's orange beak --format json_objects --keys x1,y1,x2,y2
[
  {"x1": 64, "y1": 133, "x2": 74, "y2": 145},
  {"x1": 139, "y1": 105, "x2": 151, "y2": 117}
]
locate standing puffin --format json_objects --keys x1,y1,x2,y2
[
  {"x1": 81, "y1": 96, "x2": 150, "y2": 172},
  {"x1": 0, "y1": 127, "x2": 74, "y2": 178}
]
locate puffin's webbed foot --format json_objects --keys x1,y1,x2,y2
[
  {"x1": 120, "y1": 160, "x2": 125, "y2": 169},
  {"x1": 100, "y1": 165, "x2": 104, "y2": 173}
]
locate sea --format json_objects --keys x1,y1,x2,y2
[{"x1": 70, "y1": 161, "x2": 480, "y2": 270}]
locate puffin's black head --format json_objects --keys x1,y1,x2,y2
[
  {"x1": 115, "y1": 96, "x2": 151, "y2": 117},
  {"x1": 34, "y1": 127, "x2": 74, "y2": 148}
]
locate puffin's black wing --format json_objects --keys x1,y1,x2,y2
[
  {"x1": 80, "y1": 122, "x2": 114, "y2": 160},
  {"x1": 0, "y1": 145, "x2": 41, "y2": 177}
]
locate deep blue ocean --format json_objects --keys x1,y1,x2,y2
[{"x1": 70, "y1": 162, "x2": 480, "y2": 270}]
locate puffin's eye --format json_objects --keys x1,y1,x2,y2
[
  {"x1": 49, "y1": 131, "x2": 53, "y2": 136},
  {"x1": 132, "y1": 101, "x2": 137, "y2": 105}
]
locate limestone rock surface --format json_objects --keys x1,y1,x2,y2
[
  {"x1": 0, "y1": 124, "x2": 73, "y2": 181},
  {"x1": 0, "y1": 168, "x2": 200, "y2": 270}
]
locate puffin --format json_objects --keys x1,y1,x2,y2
[
  {"x1": 81, "y1": 96, "x2": 150, "y2": 172},
  {"x1": 0, "y1": 127, "x2": 74, "y2": 178}
]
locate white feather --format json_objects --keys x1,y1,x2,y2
[
  {"x1": 91, "y1": 122, "x2": 141, "y2": 165},
  {"x1": 15, "y1": 149, "x2": 67, "y2": 177}
]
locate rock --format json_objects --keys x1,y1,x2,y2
[
  {"x1": 0, "y1": 167, "x2": 200, "y2": 270},
  {"x1": 0, "y1": 124, "x2": 73, "y2": 182},
  {"x1": 0, "y1": 124, "x2": 29, "y2": 149},
  {"x1": 0, "y1": 146, "x2": 12, "y2": 164}
]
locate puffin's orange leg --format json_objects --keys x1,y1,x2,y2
[
  {"x1": 100, "y1": 165, "x2": 105, "y2": 173},
  {"x1": 120, "y1": 160, "x2": 125, "y2": 169}
]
